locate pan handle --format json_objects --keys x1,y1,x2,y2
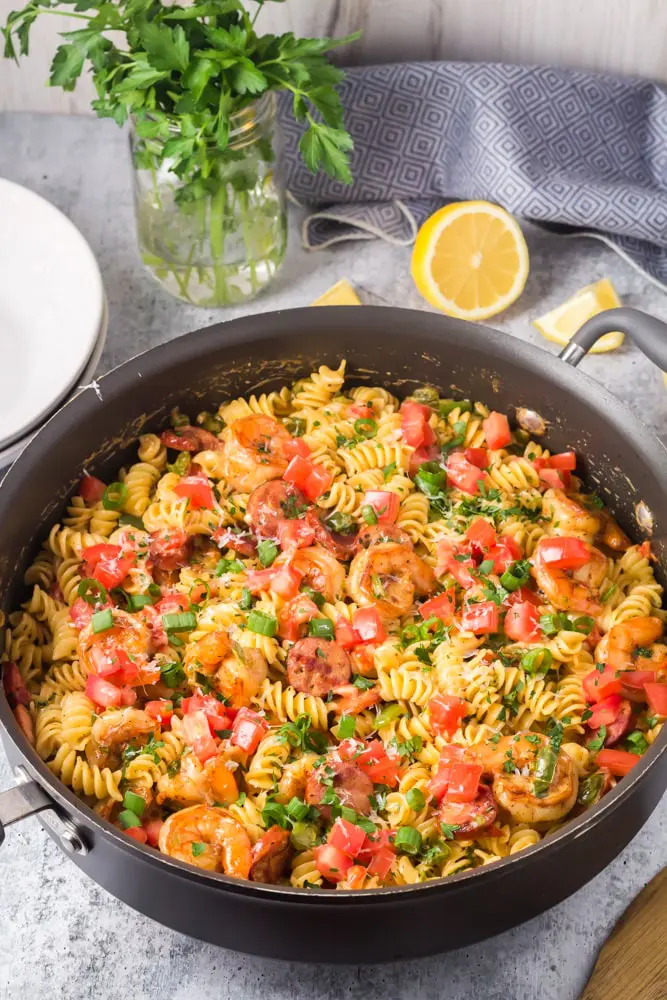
[
  {"x1": 0, "y1": 765, "x2": 88, "y2": 854},
  {"x1": 559, "y1": 307, "x2": 667, "y2": 369}
]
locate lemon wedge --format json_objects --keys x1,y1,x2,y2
[
  {"x1": 410, "y1": 201, "x2": 529, "y2": 320},
  {"x1": 533, "y1": 278, "x2": 624, "y2": 353},
  {"x1": 312, "y1": 279, "x2": 362, "y2": 306}
]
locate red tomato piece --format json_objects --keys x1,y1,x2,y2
[
  {"x1": 352, "y1": 607, "x2": 387, "y2": 644},
  {"x1": 483, "y1": 411, "x2": 511, "y2": 449},
  {"x1": 536, "y1": 537, "x2": 590, "y2": 570},
  {"x1": 173, "y1": 477, "x2": 215, "y2": 510},
  {"x1": 313, "y1": 844, "x2": 354, "y2": 883},
  {"x1": 181, "y1": 710, "x2": 218, "y2": 762},
  {"x1": 464, "y1": 448, "x2": 489, "y2": 469},
  {"x1": 362, "y1": 491, "x2": 400, "y2": 525},
  {"x1": 348, "y1": 404, "x2": 374, "y2": 420},
  {"x1": 461, "y1": 601, "x2": 499, "y2": 634},
  {"x1": 276, "y1": 518, "x2": 316, "y2": 552},
  {"x1": 231, "y1": 707, "x2": 269, "y2": 753},
  {"x1": 366, "y1": 846, "x2": 395, "y2": 879},
  {"x1": 269, "y1": 562, "x2": 303, "y2": 600},
  {"x1": 125, "y1": 826, "x2": 148, "y2": 844},
  {"x1": 582, "y1": 666, "x2": 622, "y2": 704},
  {"x1": 155, "y1": 593, "x2": 190, "y2": 615},
  {"x1": 70, "y1": 597, "x2": 95, "y2": 630},
  {"x1": 79, "y1": 474, "x2": 106, "y2": 505},
  {"x1": 282, "y1": 438, "x2": 312, "y2": 460},
  {"x1": 149, "y1": 530, "x2": 191, "y2": 572},
  {"x1": 549, "y1": 451, "x2": 577, "y2": 471},
  {"x1": 435, "y1": 540, "x2": 477, "y2": 589},
  {"x1": 119, "y1": 686, "x2": 138, "y2": 706},
  {"x1": 444, "y1": 762, "x2": 483, "y2": 803},
  {"x1": 356, "y1": 742, "x2": 401, "y2": 786},
  {"x1": 85, "y1": 673, "x2": 123, "y2": 708},
  {"x1": 428, "y1": 764, "x2": 452, "y2": 801},
  {"x1": 488, "y1": 537, "x2": 522, "y2": 574},
  {"x1": 335, "y1": 616, "x2": 361, "y2": 650},
  {"x1": 595, "y1": 749, "x2": 639, "y2": 777},
  {"x1": 182, "y1": 693, "x2": 231, "y2": 735},
  {"x1": 400, "y1": 401, "x2": 433, "y2": 448},
  {"x1": 465, "y1": 517, "x2": 497, "y2": 551},
  {"x1": 355, "y1": 828, "x2": 394, "y2": 865},
  {"x1": 446, "y1": 452, "x2": 485, "y2": 495},
  {"x1": 504, "y1": 586, "x2": 541, "y2": 609},
  {"x1": 504, "y1": 601, "x2": 541, "y2": 642},
  {"x1": 143, "y1": 817, "x2": 164, "y2": 848},
  {"x1": 145, "y1": 699, "x2": 174, "y2": 724},
  {"x1": 408, "y1": 444, "x2": 440, "y2": 476},
  {"x1": 539, "y1": 467, "x2": 571, "y2": 490},
  {"x1": 419, "y1": 590, "x2": 455, "y2": 623},
  {"x1": 283, "y1": 456, "x2": 333, "y2": 501},
  {"x1": 644, "y1": 682, "x2": 667, "y2": 717},
  {"x1": 328, "y1": 817, "x2": 367, "y2": 859},
  {"x1": 587, "y1": 694, "x2": 623, "y2": 729},
  {"x1": 428, "y1": 694, "x2": 468, "y2": 737},
  {"x1": 620, "y1": 669, "x2": 657, "y2": 702},
  {"x1": 83, "y1": 543, "x2": 135, "y2": 590}
]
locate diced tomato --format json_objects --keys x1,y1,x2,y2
[
  {"x1": 282, "y1": 437, "x2": 312, "y2": 460},
  {"x1": 429, "y1": 764, "x2": 452, "y2": 801},
  {"x1": 419, "y1": 590, "x2": 455, "y2": 623},
  {"x1": 182, "y1": 693, "x2": 231, "y2": 736},
  {"x1": 231, "y1": 707, "x2": 269, "y2": 753},
  {"x1": 120, "y1": 686, "x2": 138, "y2": 705},
  {"x1": 181, "y1": 710, "x2": 218, "y2": 762},
  {"x1": 583, "y1": 666, "x2": 622, "y2": 703},
  {"x1": 2, "y1": 662, "x2": 30, "y2": 707},
  {"x1": 276, "y1": 518, "x2": 316, "y2": 552},
  {"x1": 595, "y1": 749, "x2": 639, "y2": 777},
  {"x1": 504, "y1": 601, "x2": 541, "y2": 642},
  {"x1": 69, "y1": 597, "x2": 94, "y2": 629},
  {"x1": 356, "y1": 828, "x2": 394, "y2": 865},
  {"x1": 483, "y1": 412, "x2": 511, "y2": 449},
  {"x1": 283, "y1": 456, "x2": 333, "y2": 501},
  {"x1": 336, "y1": 738, "x2": 366, "y2": 762},
  {"x1": 487, "y1": 537, "x2": 522, "y2": 574},
  {"x1": 366, "y1": 846, "x2": 395, "y2": 879},
  {"x1": 400, "y1": 401, "x2": 434, "y2": 448},
  {"x1": 246, "y1": 568, "x2": 276, "y2": 594},
  {"x1": 408, "y1": 444, "x2": 440, "y2": 476},
  {"x1": 155, "y1": 593, "x2": 190, "y2": 615},
  {"x1": 620, "y1": 669, "x2": 657, "y2": 702},
  {"x1": 85, "y1": 673, "x2": 123, "y2": 708},
  {"x1": 82, "y1": 543, "x2": 135, "y2": 590},
  {"x1": 446, "y1": 452, "x2": 485, "y2": 495},
  {"x1": 445, "y1": 762, "x2": 483, "y2": 803},
  {"x1": 465, "y1": 518, "x2": 497, "y2": 551},
  {"x1": 356, "y1": 741, "x2": 402, "y2": 786},
  {"x1": 644, "y1": 682, "x2": 667, "y2": 717},
  {"x1": 461, "y1": 601, "x2": 499, "y2": 634},
  {"x1": 279, "y1": 595, "x2": 319, "y2": 642},
  {"x1": 587, "y1": 694, "x2": 623, "y2": 729},
  {"x1": 428, "y1": 745, "x2": 478, "y2": 800},
  {"x1": 143, "y1": 817, "x2": 164, "y2": 848},
  {"x1": 269, "y1": 562, "x2": 303, "y2": 600},
  {"x1": 536, "y1": 537, "x2": 590, "y2": 570},
  {"x1": 125, "y1": 826, "x2": 148, "y2": 844},
  {"x1": 328, "y1": 817, "x2": 367, "y2": 859},
  {"x1": 313, "y1": 843, "x2": 354, "y2": 883},
  {"x1": 352, "y1": 607, "x2": 386, "y2": 644},
  {"x1": 342, "y1": 865, "x2": 369, "y2": 889},
  {"x1": 173, "y1": 477, "x2": 215, "y2": 510},
  {"x1": 79, "y1": 473, "x2": 106, "y2": 505},
  {"x1": 464, "y1": 448, "x2": 489, "y2": 469},
  {"x1": 149, "y1": 530, "x2": 191, "y2": 572},
  {"x1": 363, "y1": 491, "x2": 400, "y2": 525},
  {"x1": 145, "y1": 699, "x2": 174, "y2": 724},
  {"x1": 435, "y1": 540, "x2": 476, "y2": 589},
  {"x1": 549, "y1": 451, "x2": 577, "y2": 471},
  {"x1": 429, "y1": 694, "x2": 468, "y2": 737},
  {"x1": 335, "y1": 616, "x2": 361, "y2": 649},
  {"x1": 348, "y1": 404, "x2": 374, "y2": 420},
  {"x1": 504, "y1": 586, "x2": 541, "y2": 609},
  {"x1": 539, "y1": 467, "x2": 571, "y2": 490}
]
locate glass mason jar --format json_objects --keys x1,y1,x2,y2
[{"x1": 130, "y1": 95, "x2": 287, "y2": 307}]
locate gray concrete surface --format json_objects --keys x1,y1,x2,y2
[{"x1": 0, "y1": 112, "x2": 666, "y2": 1000}]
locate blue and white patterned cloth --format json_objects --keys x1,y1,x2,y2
[{"x1": 277, "y1": 62, "x2": 667, "y2": 286}]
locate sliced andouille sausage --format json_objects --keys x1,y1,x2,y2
[
  {"x1": 246, "y1": 481, "x2": 309, "y2": 539},
  {"x1": 305, "y1": 510, "x2": 358, "y2": 560},
  {"x1": 286, "y1": 637, "x2": 351, "y2": 698},
  {"x1": 149, "y1": 529, "x2": 192, "y2": 571},
  {"x1": 212, "y1": 527, "x2": 258, "y2": 557},
  {"x1": 355, "y1": 523, "x2": 413, "y2": 551},
  {"x1": 249, "y1": 826, "x2": 292, "y2": 883},
  {"x1": 161, "y1": 426, "x2": 223, "y2": 452},
  {"x1": 604, "y1": 699, "x2": 634, "y2": 747},
  {"x1": 306, "y1": 760, "x2": 374, "y2": 818},
  {"x1": 438, "y1": 783, "x2": 497, "y2": 838}
]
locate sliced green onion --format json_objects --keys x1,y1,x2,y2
[
  {"x1": 521, "y1": 648, "x2": 553, "y2": 675},
  {"x1": 325, "y1": 511, "x2": 356, "y2": 535},
  {"x1": 308, "y1": 618, "x2": 335, "y2": 640},
  {"x1": 126, "y1": 593, "x2": 153, "y2": 612},
  {"x1": 286, "y1": 797, "x2": 310, "y2": 822},
  {"x1": 354, "y1": 417, "x2": 378, "y2": 439},
  {"x1": 286, "y1": 416, "x2": 307, "y2": 438},
  {"x1": 239, "y1": 587, "x2": 254, "y2": 611},
  {"x1": 374, "y1": 703, "x2": 408, "y2": 728},
  {"x1": 539, "y1": 613, "x2": 567, "y2": 637},
  {"x1": 625, "y1": 730, "x2": 649, "y2": 755},
  {"x1": 361, "y1": 505, "x2": 378, "y2": 525},
  {"x1": 197, "y1": 411, "x2": 224, "y2": 434},
  {"x1": 170, "y1": 407, "x2": 189, "y2": 429},
  {"x1": 500, "y1": 559, "x2": 531, "y2": 592},
  {"x1": 394, "y1": 826, "x2": 422, "y2": 855},
  {"x1": 92, "y1": 608, "x2": 114, "y2": 633},
  {"x1": 162, "y1": 611, "x2": 197, "y2": 632},
  {"x1": 102, "y1": 481, "x2": 128, "y2": 511},
  {"x1": 189, "y1": 579, "x2": 210, "y2": 605},
  {"x1": 412, "y1": 385, "x2": 439, "y2": 406},
  {"x1": 532, "y1": 747, "x2": 557, "y2": 797},
  {"x1": 414, "y1": 463, "x2": 447, "y2": 497},
  {"x1": 290, "y1": 822, "x2": 318, "y2": 851},
  {"x1": 577, "y1": 771, "x2": 606, "y2": 806},
  {"x1": 477, "y1": 559, "x2": 495, "y2": 576},
  {"x1": 118, "y1": 513, "x2": 145, "y2": 530},
  {"x1": 123, "y1": 790, "x2": 146, "y2": 817},
  {"x1": 300, "y1": 585, "x2": 325, "y2": 608},
  {"x1": 191, "y1": 842, "x2": 206, "y2": 857},
  {"x1": 337, "y1": 714, "x2": 356, "y2": 739},
  {"x1": 572, "y1": 615, "x2": 595, "y2": 636},
  {"x1": 118, "y1": 809, "x2": 142, "y2": 830},
  {"x1": 257, "y1": 539, "x2": 279, "y2": 567},
  {"x1": 247, "y1": 610, "x2": 277, "y2": 637},
  {"x1": 78, "y1": 578, "x2": 109, "y2": 606},
  {"x1": 167, "y1": 452, "x2": 191, "y2": 476},
  {"x1": 439, "y1": 398, "x2": 471, "y2": 417},
  {"x1": 215, "y1": 558, "x2": 245, "y2": 576},
  {"x1": 160, "y1": 661, "x2": 186, "y2": 688},
  {"x1": 382, "y1": 462, "x2": 397, "y2": 481},
  {"x1": 262, "y1": 800, "x2": 289, "y2": 829},
  {"x1": 406, "y1": 787, "x2": 426, "y2": 812},
  {"x1": 601, "y1": 584, "x2": 617, "y2": 604}
]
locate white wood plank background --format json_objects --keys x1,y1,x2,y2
[{"x1": 1, "y1": 0, "x2": 666, "y2": 114}]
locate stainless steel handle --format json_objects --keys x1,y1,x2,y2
[
  {"x1": 560, "y1": 306, "x2": 667, "y2": 369},
  {"x1": 0, "y1": 765, "x2": 89, "y2": 854}
]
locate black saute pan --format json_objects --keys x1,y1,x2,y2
[{"x1": 1, "y1": 305, "x2": 667, "y2": 963}]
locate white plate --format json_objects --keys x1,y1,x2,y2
[
  {"x1": 0, "y1": 178, "x2": 105, "y2": 447},
  {"x1": 0, "y1": 295, "x2": 108, "y2": 471}
]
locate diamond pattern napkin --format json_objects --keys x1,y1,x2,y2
[{"x1": 277, "y1": 62, "x2": 667, "y2": 287}]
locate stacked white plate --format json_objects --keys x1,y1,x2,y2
[{"x1": 0, "y1": 178, "x2": 107, "y2": 467}]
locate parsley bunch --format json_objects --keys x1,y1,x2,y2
[{"x1": 2, "y1": 0, "x2": 358, "y2": 188}]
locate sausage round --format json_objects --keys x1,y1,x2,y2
[
  {"x1": 249, "y1": 826, "x2": 292, "y2": 883},
  {"x1": 305, "y1": 510, "x2": 358, "y2": 560},
  {"x1": 161, "y1": 426, "x2": 223, "y2": 452},
  {"x1": 149, "y1": 529, "x2": 192, "y2": 571},
  {"x1": 286, "y1": 637, "x2": 351, "y2": 697},
  {"x1": 602, "y1": 699, "x2": 633, "y2": 746},
  {"x1": 355, "y1": 523, "x2": 413, "y2": 551},
  {"x1": 306, "y1": 760, "x2": 374, "y2": 818},
  {"x1": 438, "y1": 783, "x2": 497, "y2": 838},
  {"x1": 246, "y1": 481, "x2": 308, "y2": 539}
]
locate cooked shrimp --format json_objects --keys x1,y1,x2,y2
[
  {"x1": 347, "y1": 542, "x2": 435, "y2": 619},
  {"x1": 599, "y1": 616, "x2": 667, "y2": 672},
  {"x1": 220, "y1": 415, "x2": 291, "y2": 493},
  {"x1": 544, "y1": 489, "x2": 630, "y2": 551},
  {"x1": 532, "y1": 540, "x2": 607, "y2": 614},
  {"x1": 78, "y1": 608, "x2": 153, "y2": 680},
  {"x1": 158, "y1": 804, "x2": 252, "y2": 876},
  {"x1": 276, "y1": 753, "x2": 318, "y2": 803},
  {"x1": 184, "y1": 632, "x2": 267, "y2": 707},
  {"x1": 184, "y1": 630, "x2": 231, "y2": 684},
  {"x1": 91, "y1": 707, "x2": 158, "y2": 748},
  {"x1": 290, "y1": 545, "x2": 346, "y2": 602},
  {"x1": 156, "y1": 751, "x2": 238, "y2": 807},
  {"x1": 480, "y1": 734, "x2": 578, "y2": 824}
]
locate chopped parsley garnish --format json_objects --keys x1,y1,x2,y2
[
  {"x1": 276, "y1": 714, "x2": 327, "y2": 753},
  {"x1": 588, "y1": 724, "x2": 607, "y2": 753},
  {"x1": 352, "y1": 674, "x2": 375, "y2": 691},
  {"x1": 440, "y1": 823, "x2": 459, "y2": 840},
  {"x1": 122, "y1": 733, "x2": 165, "y2": 767}
]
